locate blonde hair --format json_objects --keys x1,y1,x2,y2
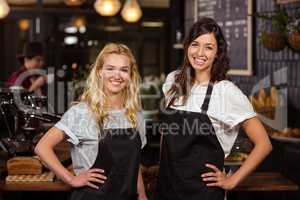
[{"x1": 80, "y1": 43, "x2": 141, "y2": 128}]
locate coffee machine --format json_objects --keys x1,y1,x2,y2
[{"x1": 0, "y1": 87, "x2": 61, "y2": 156}]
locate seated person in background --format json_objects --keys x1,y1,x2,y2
[{"x1": 5, "y1": 41, "x2": 46, "y2": 94}]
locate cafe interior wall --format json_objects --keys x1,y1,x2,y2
[{"x1": 230, "y1": 0, "x2": 300, "y2": 129}]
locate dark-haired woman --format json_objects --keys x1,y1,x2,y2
[{"x1": 157, "y1": 17, "x2": 272, "y2": 200}]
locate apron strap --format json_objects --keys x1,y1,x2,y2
[{"x1": 200, "y1": 82, "x2": 214, "y2": 114}]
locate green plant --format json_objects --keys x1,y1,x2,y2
[
  {"x1": 260, "y1": 31, "x2": 286, "y2": 52},
  {"x1": 256, "y1": 6, "x2": 289, "y2": 51},
  {"x1": 257, "y1": 6, "x2": 289, "y2": 32}
]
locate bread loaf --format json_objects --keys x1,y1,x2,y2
[
  {"x1": 270, "y1": 86, "x2": 279, "y2": 107},
  {"x1": 258, "y1": 88, "x2": 267, "y2": 107},
  {"x1": 7, "y1": 156, "x2": 43, "y2": 175}
]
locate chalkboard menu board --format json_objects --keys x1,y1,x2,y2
[{"x1": 197, "y1": 0, "x2": 253, "y2": 75}]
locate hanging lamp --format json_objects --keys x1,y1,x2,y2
[
  {"x1": 0, "y1": 0, "x2": 10, "y2": 19},
  {"x1": 121, "y1": 0, "x2": 142, "y2": 23},
  {"x1": 94, "y1": 0, "x2": 121, "y2": 17}
]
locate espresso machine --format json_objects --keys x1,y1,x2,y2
[{"x1": 0, "y1": 87, "x2": 61, "y2": 156}]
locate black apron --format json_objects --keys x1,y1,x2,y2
[
  {"x1": 157, "y1": 83, "x2": 225, "y2": 200},
  {"x1": 70, "y1": 128, "x2": 141, "y2": 200}
]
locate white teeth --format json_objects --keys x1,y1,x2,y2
[
  {"x1": 110, "y1": 80, "x2": 122, "y2": 86},
  {"x1": 194, "y1": 58, "x2": 206, "y2": 65}
]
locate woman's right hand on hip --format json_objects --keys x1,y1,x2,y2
[{"x1": 70, "y1": 168, "x2": 107, "y2": 189}]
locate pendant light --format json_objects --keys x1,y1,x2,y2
[
  {"x1": 121, "y1": 0, "x2": 142, "y2": 23},
  {"x1": 0, "y1": 0, "x2": 10, "y2": 19},
  {"x1": 64, "y1": 0, "x2": 85, "y2": 6},
  {"x1": 94, "y1": 0, "x2": 121, "y2": 17}
]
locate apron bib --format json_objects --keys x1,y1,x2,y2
[
  {"x1": 71, "y1": 128, "x2": 141, "y2": 200},
  {"x1": 157, "y1": 83, "x2": 225, "y2": 200}
]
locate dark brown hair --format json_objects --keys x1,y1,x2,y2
[
  {"x1": 17, "y1": 41, "x2": 44, "y2": 64},
  {"x1": 167, "y1": 17, "x2": 230, "y2": 106}
]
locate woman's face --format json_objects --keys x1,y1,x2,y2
[
  {"x1": 24, "y1": 55, "x2": 44, "y2": 70},
  {"x1": 100, "y1": 53, "x2": 131, "y2": 96},
  {"x1": 187, "y1": 32, "x2": 218, "y2": 74}
]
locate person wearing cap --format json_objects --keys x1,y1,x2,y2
[{"x1": 5, "y1": 41, "x2": 46, "y2": 93}]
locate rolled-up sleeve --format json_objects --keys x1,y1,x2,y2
[
  {"x1": 221, "y1": 83, "x2": 257, "y2": 129},
  {"x1": 54, "y1": 105, "x2": 81, "y2": 145}
]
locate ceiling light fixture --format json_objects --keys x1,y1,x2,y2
[
  {"x1": 0, "y1": 0, "x2": 10, "y2": 19},
  {"x1": 94, "y1": 0, "x2": 121, "y2": 17},
  {"x1": 121, "y1": 0, "x2": 142, "y2": 23}
]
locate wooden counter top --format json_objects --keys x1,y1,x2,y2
[
  {"x1": 0, "y1": 172, "x2": 298, "y2": 192},
  {"x1": 0, "y1": 180, "x2": 71, "y2": 191},
  {"x1": 232, "y1": 172, "x2": 299, "y2": 191}
]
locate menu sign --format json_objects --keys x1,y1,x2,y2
[{"x1": 197, "y1": 0, "x2": 253, "y2": 75}]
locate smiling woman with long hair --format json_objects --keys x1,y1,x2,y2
[
  {"x1": 35, "y1": 43, "x2": 148, "y2": 200},
  {"x1": 81, "y1": 43, "x2": 142, "y2": 127},
  {"x1": 157, "y1": 17, "x2": 272, "y2": 200}
]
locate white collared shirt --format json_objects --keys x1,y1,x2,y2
[{"x1": 163, "y1": 71, "x2": 257, "y2": 157}]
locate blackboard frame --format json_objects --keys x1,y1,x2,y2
[{"x1": 227, "y1": 0, "x2": 253, "y2": 76}]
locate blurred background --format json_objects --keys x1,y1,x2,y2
[{"x1": 0, "y1": 0, "x2": 300, "y2": 200}]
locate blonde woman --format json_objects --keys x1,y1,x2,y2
[{"x1": 35, "y1": 43, "x2": 148, "y2": 200}]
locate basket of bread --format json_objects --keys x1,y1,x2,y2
[
  {"x1": 249, "y1": 87, "x2": 279, "y2": 120},
  {"x1": 248, "y1": 86, "x2": 285, "y2": 133}
]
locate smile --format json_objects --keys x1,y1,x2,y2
[
  {"x1": 193, "y1": 57, "x2": 206, "y2": 65},
  {"x1": 110, "y1": 80, "x2": 123, "y2": 86}
]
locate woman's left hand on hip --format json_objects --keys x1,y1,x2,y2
[{"x1": 201, "y1": 163, "x2": 236, "y2": 190}]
